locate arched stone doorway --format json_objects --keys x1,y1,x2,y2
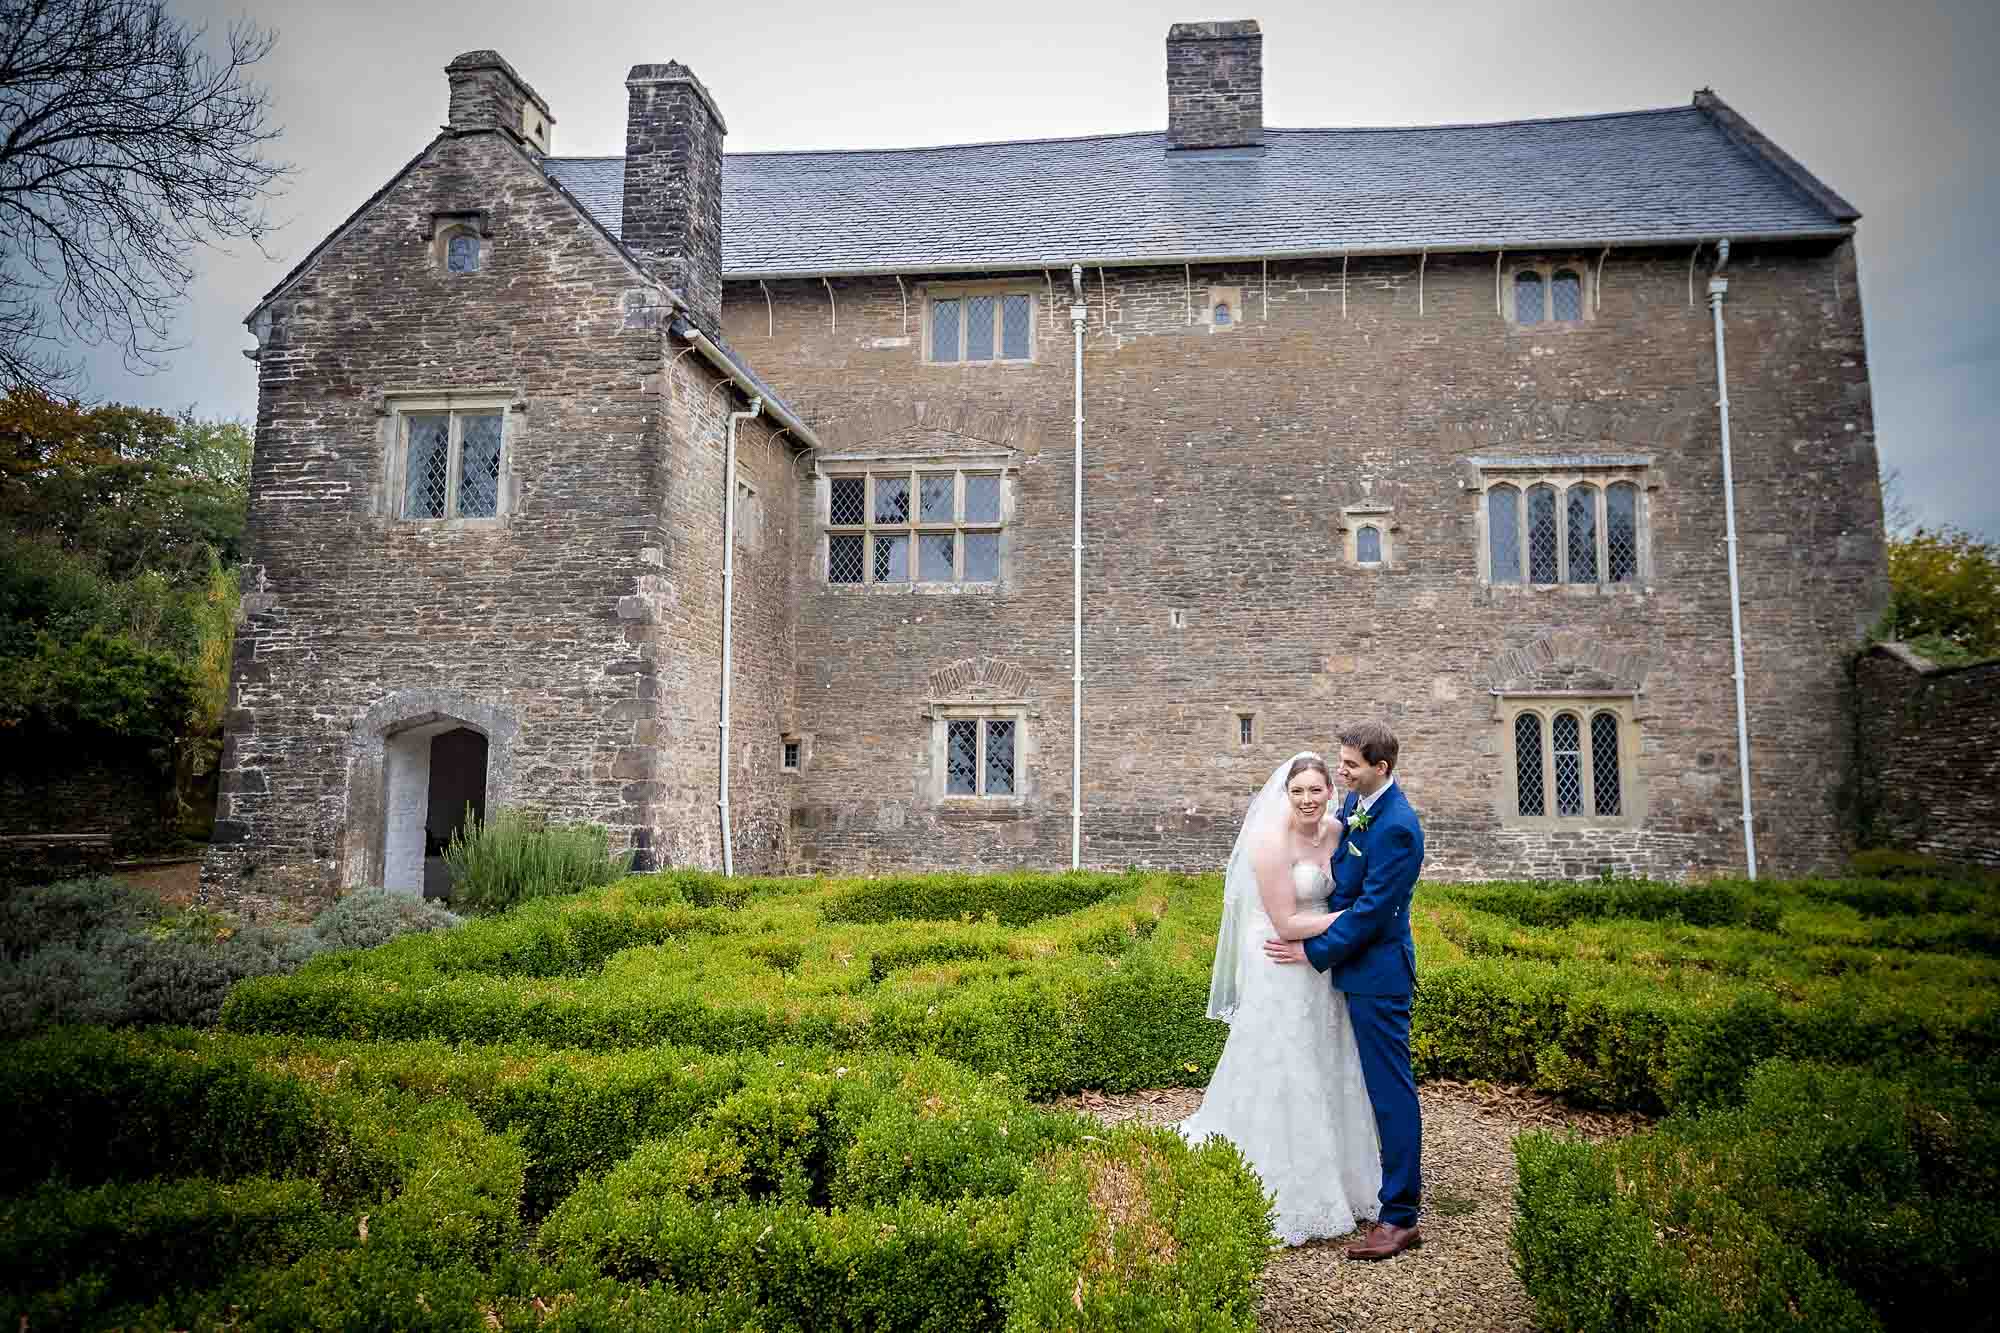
[
  {"x1": 383, "y1": 723, "x2": 489, "y2": 899},
  {"x1": 346, "y1": 690, "x2": 519, "y2": 895}
]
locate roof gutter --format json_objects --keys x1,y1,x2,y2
[
  {"x1": 668, "y1": 318, "x2": 821, "y2": 449},
  {"x1": 720, "y1": 229, "x2": 1853, "y2": 283}
]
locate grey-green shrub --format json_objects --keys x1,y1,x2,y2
[
  {"x1": 0, "y1": 876, "x2": 154, "y2": 960},
  {"x1": 313, "y1": 888, "x2": 462, "y2": 953},
  {"x1": 444, "y1": 806, "x2": 632, "y2": 913}
]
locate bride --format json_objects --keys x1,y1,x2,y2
[{"x1": 1178, "y1": 752, "x2": 1382, "y2": 1245}]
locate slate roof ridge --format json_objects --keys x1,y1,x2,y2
[{"x1": 542, "y1": 102, "x2": 1705, "y2": 165}]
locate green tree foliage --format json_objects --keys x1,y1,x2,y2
[
  {"x1": 0, "y1": 387, "x2": 249, "y2": 831},
  {"x1": 1880, "y1": 526, "x2": 2000, "y2": 665}
]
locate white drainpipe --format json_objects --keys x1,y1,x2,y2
[
  {"x1": 719, "y1": 395, "x2": 763, "y2": 876},
  {"x1": 1070, "y1": 264, "x2": 1087, "y2": 871},
  {"x1": 1706, "y1": 242, "x2": 1758, "y2": 878}
]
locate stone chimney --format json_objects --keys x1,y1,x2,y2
[
  {"x1": 1165, "y1": 20, "x2": 1264, "y2": 151},
  {"x1": 445, "y1": 50, "x2": 554, "y2": 154},
  {"x1": 622, "y1": 62, "x2": 728, "y2": 333}
]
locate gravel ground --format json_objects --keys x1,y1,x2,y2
[{"x1": 1052, "y1": 1081, "x2": 1651, "y2": 1332}]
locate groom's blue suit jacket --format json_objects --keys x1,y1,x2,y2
[{"x1": 1302, "y1": 781, "x2": 1423, "y2": 996}]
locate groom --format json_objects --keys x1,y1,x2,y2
[{"x1": 1263, "y1": 721, "x2": 1425, "y2": 1260}]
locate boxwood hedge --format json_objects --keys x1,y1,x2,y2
[{"x1": 221, "y1": 869, "x2": 1999, "y2": 1114}]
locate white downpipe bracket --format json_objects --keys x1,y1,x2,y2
[
  {"x1": 1707, "y1": 256, "x2": 1758, "y2": 878},
  {"x1": 719, "y1": 395, "x2": 764, "y2": 876},
  {"x1": 1070, "y1": 264, "x2": 1087, "y2": 871}
]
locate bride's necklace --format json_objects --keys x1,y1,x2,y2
[{"x1": 1300, "y1": 816, "x2": 1330, "y2": 848}]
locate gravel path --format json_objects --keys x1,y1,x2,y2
[{"x1": 1052, "y1": 1082, "x2": 1650, "y2": 1332}]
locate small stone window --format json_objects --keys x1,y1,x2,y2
[
  {"x1": 1507, "y1": 262, "x2": 1592, "y2": 328},
  {"x1": 445, "y1": 231, "x2": 481, "y2": 273},
  {"x1": 1213, "y1": 301, "x2": 1232, "y2": 326},
  {"x1": 1205, "y1": 285, "x2": 1243, "y2": 332},
  {"x1": 782, "y1": 737, "x2": 801, "y2": 771},
  {"x1": 927, "y1": 704, "x2": 1027, "y2": 803},
  {"x1": 926, "y1": 285, "x2": 1035, "y2": 364},
  {"x1": 387, "y1": 398, "x2": 513, "y2": 522},
  {"x1": 1476, "y1": 460, "x2": 1649, "y2": 588},
  {"x1": 1238, "y1": 713, "x2": 1254, "y2": 746},
  {"x1": 824, "y1": 466, "x2": 1004, "y2": 587},
  {"x1": 1500, "y1": 697, "x2": 1640, "y2": 828},
  {"x1": 1340, "y1": 506, "x2": 1396, "y2": 568}
]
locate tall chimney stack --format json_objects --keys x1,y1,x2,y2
[
  {"x1": 445, "y1": 50, "x2": 554, "y2": 154},
  {"x1": 621, "y1": 62, "x2": 728, "y2": 333},
  {"x1": 1165, "y1": 20, "x2": 1264, "y2": 151}
]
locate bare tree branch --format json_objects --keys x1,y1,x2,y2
[{"x1": 0, "y1": 0, "x2": 289, "y2": 395}]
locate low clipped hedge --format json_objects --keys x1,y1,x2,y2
[
  {"x1": 222, "y1": 868, "x2": 1999, "y2": 1115},
  {"x1": 1513, "y1": 1060, "x2": 2000, "y2": 1331},
  {"x1": 0, "y1": 1029, "x2": 1273, "y2": 1330}
]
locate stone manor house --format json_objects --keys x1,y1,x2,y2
[{"x1": 203, "y1": 21, "x2": 1886, "y2": 908}]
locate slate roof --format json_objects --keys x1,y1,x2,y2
[{"x1": 542, "y1": 101, "x2": 1855, "y2": 281}]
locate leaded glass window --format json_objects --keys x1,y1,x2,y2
[
  {"x1": 1484, "y1": 473, "x2": 1646, "y2": 588},
  {"x1": 1001, "y1": 295, "x2": 1031, "y2": 358},
  {"x1": 929, "y1": 290, "x2": 1035, "y2": 362},
  {"x1": 829, "y1": 477, "x2": 865, "y2": 526},
  {"x1": 918, "y1": 533, "x2": 954, "y2": 581},
  {"x1": 965, "y1": 295, "x2": 995, "y2": 361},
  {"x1": 404, "y1": 415, "x2": 450, "y2": 519},
  {"x1": 445, "y1": 232, "x2": 481, "y2": 273},
  {"x1": 825, "y1": 468, "x2": 1004, "y2": 585},
  {"x1": 401, "y1": 409, "x2": 505, "y2": 521},
  {"x1": 1356, "y1": 525, "x2": 1381, "y2": 563},
  {"x1": 1507, "y1": 701, "x2": 1635, "y2": 824},
  {"x1": 1552, "y1": 713, "x2": 1584, "y2": 816},
  {"x1": 1213, "y1": 302, "x2": 1232, "y2": 327},
  {"x1": 942, "y1": 716, "x2": 1020, "y2": 798},
  {"x1": 985, "y1": 720, "x2": 1015, "y2": 795},
  {"x1": 873, "y1": 534, "x2": 909, "y2": 583},
  {"x1": 873, "y1": 476, "x2": 909, "y2": 524},
  {"x1": 1550, "y1": 270, "x2": 1583, "y2": 321},
  {"x1": 919, "y1": 473, "x2": 954, "y2": 522},
  {"x1": 458, "y1": 414, "x2": 502, "y2": 518},
  {"x1": 946, "y1": 720, "x2": 978, "y2": 794},
  {"x1": 1591, "y1": 713, "x2": 1621, "y2": 815},
  {"x1": 1607, "y1": 483, "x2": 1638, "y2": 583},
  {"x1": 1527, "y1": 484, "x2": 1560, "y2": 584},
  {"x1": 782, "y1": 739, "x2": 801, "y2": 771},
  {"x1": 1515, "y1": 713, "x2": 1545, "y2": 817},
  {"x1": 1514, "y1": 272, "x2": 1544, "y2": 325},
  {"x1": 1565, "y1": 484, "x2": 1598, "y2": 584},
  {"x1": 931, "y1": 299, "x2": 961, "y2": 362},
  {"x1": 827, "y1": 534, "x2": 864, "y2": 584},
  {"x1": 1489, "y1": 484, "x2": 1523, "y2": 584}
]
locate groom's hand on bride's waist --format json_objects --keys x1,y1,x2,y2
[{"x1": 1262, "y1": 938, "x2": 1306, "y2": 965}]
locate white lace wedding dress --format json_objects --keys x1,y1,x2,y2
[{"x1": 1178, "y1": 859, "x2": 1384, "y2": 1245}]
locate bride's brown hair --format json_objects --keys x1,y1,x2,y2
[{"x1": 1286, "y1": 755, "x2": 1331, "y2": 784}]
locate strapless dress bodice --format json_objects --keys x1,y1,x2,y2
[{"x1": 1290, "y1": 859, "x2": 1332, "y2": 903}]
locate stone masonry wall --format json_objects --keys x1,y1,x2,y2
[
  {"x1": 721, "y1": 239, "x2": 1884, "y2": 880},
  {"x1": 201, "y1": 129, "x2": 681, "y2": 907},
  {"x1": 1853, "y1": 645, "x2": 2000, "y2": 867},
  {"x1": 644, "y1": 345, "x2": 799, "y2": 874}
]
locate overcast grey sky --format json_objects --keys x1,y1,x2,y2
[{"x1": 78, "y1": 0, "x2": 1999, "y2": 539}]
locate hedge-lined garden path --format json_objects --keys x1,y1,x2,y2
[{"x1": 1057, "y1": 1080, "x2": 1651, "y2": 1332}]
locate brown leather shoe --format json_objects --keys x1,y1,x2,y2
[{"x1": 1344, "y1": 1222, "x2": 1422, "y2": 1261}]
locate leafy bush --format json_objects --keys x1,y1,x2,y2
[
  {"x1": 821, "y1": 870, "x2": 1124, "y2": 926},
  {"x1": 312, "y1": 887, "x2": 462, "y2": 953},
  {"x1": 0, "y1": 1031, "x2": 1268, "y2": 1331},
  {"x1": 444, "y1": 806, "x2": 633, "y2": 913},
  {"x1": 224, "y1": 868, "x2": 2000, "y2": 1113},
  {"x1": 1427, "y1": 878, "x2": 1780, "y2": 931},
  {"x1": 0, "y1": 875, "x2": 155, "y2": 959},
  {"x1": 0, "y1": 877, "x2": 474, "y2": 1037},
  {"x1": 1513, "y1": 1060, "x2": 2000, "y2": 1331}
]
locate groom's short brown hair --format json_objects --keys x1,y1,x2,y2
[{"x1": 1339, "y1": 721, "x2": 1399, "y2": 775}]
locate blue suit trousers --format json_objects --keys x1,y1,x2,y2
[{"x1": 1347, "y1": 990, "x2": 1422, "y2": 1228}]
